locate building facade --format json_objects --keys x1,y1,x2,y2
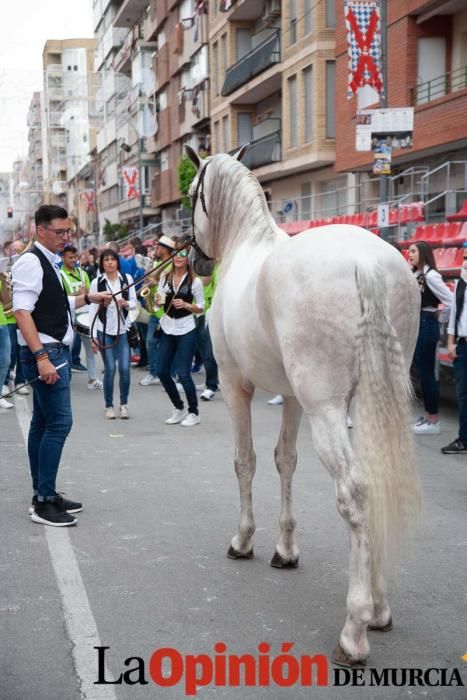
[
  {"x1": 42, "y1": 39, "x2": 97, "y2": 212},
  {"x1": 335, "y1": 0, "x2": 467, "y2": 220}
]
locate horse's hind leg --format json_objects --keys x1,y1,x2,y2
[
  {"x1": 368, "y1": 569, "x2": 392, "y2": 631},
  {"x1": 309, "y1": 406, "x2": 373, "y2": 665},
  {"x1": 271, "y1": 396, "x2": 302, "y2": 569},
  {"x1": 222, "y1": 376, "x2": 256, "y2": 559}
]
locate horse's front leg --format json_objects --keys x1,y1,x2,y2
[
  {"x1": 271, "y1": 396, "x2": 302, "y2": 569},
  {"x1": 222, "y1": 375, "x2": 256, "y2": 559}
]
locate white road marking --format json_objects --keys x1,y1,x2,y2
[{"x1": 16, "y1": 397, "x2": 117, "y2": 699}]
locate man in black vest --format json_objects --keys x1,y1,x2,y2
[
  {"x1": 12, "y1": 205, "x2": 112, "y2": 526},
  {"x1": 441, "y1": 243, "x2": 467, "y2": 454}
]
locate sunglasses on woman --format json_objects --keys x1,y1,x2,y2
[{"x1": 175, "y1": 250, "x2": 188, "y2": 258}]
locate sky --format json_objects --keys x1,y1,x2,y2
[{"x1": 0, "y1": 0, "x2": 94, "y2": 173}]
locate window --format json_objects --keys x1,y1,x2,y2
[
  {"x1": 288, "y1": 76, "x2": 297, "y2": 147},
  {"x1": 289, "y1": 0, "x2": 297, "y2": 45},
  {"x1": 141, "y1": 165, "x2": 150, "y2": 194},
  {"x1": 236, "y1": 29, "x2": 252, "y2": 60},
  {"x1": 237, "y1": 113, "x2": 252, "y2": 145},
  {"x1": 301, "y1": 182, "x2": 312, "y2": 219},
  {"x1": 160, "y1": 149, "x2": 169, "y2": 172},
  {"x1": 222, "y1": 115, "x2": 229, "y2": 151},
  {"x1": 221, "y1": 32, "x2": 228, "y2": 74},
  {"x1": 303, "y1": 66, "x2": 313, "y2": 143},
  {"x1": 326, "y1": 0, "x2": 336, "y2": 28},
  {"x1": 214, "y1": 120, "x2": 220, "y2": 153},
  {"x1": 305, "y1": 0, "x2": 313, "y2": 35},
  {"x1": 213, "y1": 41, "x2": 219, "y2": 96},
  {"x1": 325, "y1": 61, "x2": 336, "y2": 139}
]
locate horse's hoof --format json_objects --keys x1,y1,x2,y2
[
  {"x1": 226, "y1": 545, "x2": 254, "y2": 560},
  {"x1": 331, "y1": 644, "x2": 367, "y2": 668},
  {"x1": 368, "y1": 616, "x2": 393, "y2": 632},
  {"x1": 270, "y1": 551, "x2": 299, "y2": 569}
]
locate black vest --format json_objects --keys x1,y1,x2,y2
[
  {"x1": 455, "y1": 277, "x2": 466, "y2": 340},
  {"x1": 417, "y1": 268, "x2": 441, "y2": 309},
  {"x1": 30, "y1": 246, "x2": 71, "y2": 342},
  {"x1": 97, "y1": 274, "x2": 129, "y2": 324},
  {"x1": 164, "y1": 273, "x2": 193, "y2": 319}
]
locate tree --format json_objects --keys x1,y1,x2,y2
[
  {"x1": 178, "y1": 154, "x2": 197, "y2": 210},
  {"x1": 103, "y1": 218, "x2": 129, "y2": 242}
]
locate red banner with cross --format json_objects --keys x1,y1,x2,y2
[
  {"x1": 123, "y1": 167, "x2": 140, "y2": 200},
  {"x1": 81, "y1": 189, "x2": 95, "y2": 213},
  {"x1": 345, "y1": 0, "x2": 383, "y2": 98}
]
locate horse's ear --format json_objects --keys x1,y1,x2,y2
[
  {"x1": 185, "y1": 145, "x2": 201, "y2": 170},
  {"x1": 232, "y1": 143, "x2": 249, "y2": 162}
]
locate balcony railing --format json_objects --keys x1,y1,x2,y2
[
  {"x1": 232, "y1": 129, "x2": 281, "y2": 170},
  {"x1": 411, "y1": 65, "x2": 467, "y2": 106},
  {"x1": 222, "y1": 30, "x2": 281, "y2": 97}
]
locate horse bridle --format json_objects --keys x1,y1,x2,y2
[{"x1": 189, "y1": 160, "x2": 214, "y2": 261}]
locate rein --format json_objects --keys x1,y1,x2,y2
[{"x1": 190, "y1": 161, "x2": 214, "y2": 262}]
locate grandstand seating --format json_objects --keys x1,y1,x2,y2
[{"x1": 446, "y1": 200, "x2": 467, "y2": 222}]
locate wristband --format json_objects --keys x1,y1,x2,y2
[
  {"x1": 35, "y1": 353, "x2": 49, "y2": 363},
  {"x1": 84, "y1": 293, "x2": 91, "y2": 305},
  {"x1": 33, "y1": 347, "x2": 47, "y2": 359}
]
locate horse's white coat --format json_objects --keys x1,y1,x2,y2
[{"x1": 187, "y1": 149, "x2": 422, "y2": 663}]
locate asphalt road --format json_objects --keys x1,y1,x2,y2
[{"x1": 0, "y1": 363, "x2": 466, "y2": 700}]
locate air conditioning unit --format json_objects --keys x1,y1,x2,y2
[{"x1": 263, "y1": 0, "x2": 281, "y2": 24}]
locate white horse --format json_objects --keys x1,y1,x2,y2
[{"x1": 186, "y1": 145, "x2": 422, "y2": 666}]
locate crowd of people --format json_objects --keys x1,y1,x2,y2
[{"x1": 2, "y1": 204, "x2": 467, "y2": 527}]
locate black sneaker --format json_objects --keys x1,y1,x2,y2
[
  {"x1": 29, "y1": 494, "x2": 83, "y2": 514},
  {"x1": 441, "y1": 438, "x2": 467, "y2": 454},
  {"x1": 30, "y1": 501, "x2": 77, "y2": 527}
]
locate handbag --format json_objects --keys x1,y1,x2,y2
[{"x1": 126, "y1": 324, "x2": 140, "y2": 349}]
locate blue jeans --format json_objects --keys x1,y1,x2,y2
[
  {"x1": 157, "y1": 328, "x2": 198, "y2": 415},
  {"x1": 146, "y1": 315, "x2": 160, "y2": 376},
  {"x1": 453, "y1": 339, "x2": 467, "y2": 444},
  {"x1": 0, "y1": 325, "x2": 11, "y2": 388},
  {"x1": 195, "y1": 316, "x2": 219, "y2": 391},
  {"x1": 414, "y1": 312, "x2": 440, "y2": 415},
  {"x1": 8, "y1": 323, "x2": 25, "y2": 385},
  {"x1": 98, "y1": 331, "x2": 131, "y2": 407},
  {"x1": 20, "y1": 344, "x2": 73, "y2": 499}
]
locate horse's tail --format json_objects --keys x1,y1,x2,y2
[{"x1": 353, "y1": 264, "x2": 422, "y2": 571}]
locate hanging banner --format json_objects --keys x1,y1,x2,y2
[
  {"x1": 373, "y1": 144, "x2": 392, "y2": 175},
  {"x1": 345, "y1": 0, "x2": 383, "y2": 98},
  {"x1": 122, "y1": 167, "x2": 140, "y2": 200},
  {"x1": 355, "y1": 107, "x2": 414, "y2": 151},
  {"x1": 81, "y1": 189, "x2": 95, "y2": 212}
]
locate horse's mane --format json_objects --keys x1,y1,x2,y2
[{"x1": 206, "y1": 154, "x2": 278, "y2": 261}]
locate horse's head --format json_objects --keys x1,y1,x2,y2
[{"x1": 185, "y1": 144, "x2": 248, "y2": 275}]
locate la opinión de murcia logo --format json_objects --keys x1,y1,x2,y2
[{"x1": 94, "y1": 645, "x2": 465, "y2": 695}]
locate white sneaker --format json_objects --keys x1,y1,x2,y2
[
  {"x1": 2, "y1": 384, "x2": 12, "y2": 398},
  {"x1": 165, "y1": 408, "x2": 188, "y2": 424},
  {"x1": 139, "y1": 374, "x2": 160, "y2": 386},
  {"x1": 413, "y1": 421, "x2": 440, "y2": 435},
  {"x1": 347, "y1": 415, "x2": 353, "y2": 429},
  {"x1": 0, "y1": 396, "x2": 14, "y2": 409},
  {"x1": 88, "y1": 378, "x2": 103, "y2": 390},
  {"x1": 120, "y1": 404, "x2": 129, "y2": 419},
  {"x1": 200, "y1": 388, "x2": 216, "y2": 401},
  {"x1": 15, "y1": 384, "x2": 30, "y2": 395},
  {"x1": 176, "y1": 382, "x2": 184, "y2": 393},
  {"x1": 414, "y1": 416, "x2": 426, "y2": 427},
  {"x1": 181, "y1": 412, "x2": 200, "y2": 427},
  {"x1": 105, "y1": 407, "x2": 116, "y2": 419},
  {"x1": 268, "y1": 394, "x2": 284, "y2": 406}
]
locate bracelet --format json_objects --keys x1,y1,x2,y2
[
  {"x1": 84, "y1": 293, "x2": 91, "y2": 305},
  {"x1": 32, "y1": 347, "x2": 47, "y2": 359},
  {"x1": 35, "y1": 353, "x2": 49, "y2": 363}
]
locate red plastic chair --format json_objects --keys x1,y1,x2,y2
[
  {"x1": 366, "y1": 211, "x2": 378, "y2": 228},
  {"x1": 443, "y1": 221, "x2": 467, "y2": 246},
  {"x1": 446, "y1": 200, "x2": 467, "y2": 222}
]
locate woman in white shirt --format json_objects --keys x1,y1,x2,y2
[
  {"x1": 89, "y1": 249, "x2": 136, "y2": 419},
  {"x1": 408, "y1": 241, "x2": 453, "y2": 435},
  {"x1": 155, "y1": 243, "x2": 204, "y2": 427}
]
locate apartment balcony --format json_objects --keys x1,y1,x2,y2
[
  {"x1": 114, "y1": 31, "x2": 132, "y2": 75},
  {"x1": 221, "y1": 0, "x2": 268, "y2": 21},
  {"x1": 147, "y1": 0, "x2": 168, "y2": 37},
  {"x1": 52, "y1": 180, "x2": 68, "y2": 195},
  {"x1": 47, "y1": 86, "x2": 63, "y2": 100},
  {"x1": 153, "y1": 41, "x2": 170, "y2": 89},
  {"x1": 222, "y1": 30, "x2": 281, "y2": 97},
  {"x1": 102, "y1": 26, "x2": 127, "y2": 60},
  {"x1": 46, "y1": 64, "x2": 63, "y2": 74},
  {"x1": 50, "y1": 134, "x2": 67, "y2": 148},
  {"x1": 114, "y1": 0, "x2": 149, "y2": 28},
  {"x1": 48, "y1": 112, "x2": 65, "y2": 127},
  {"x1": 144, "y1": 4, "x2": 159, "y2": 41},
  {"x1": 236, "y1": 126, "x2": 281, "y2": 170},
  {"x1": 411, "y1": 65, "x2": 467, "y2": 106}
]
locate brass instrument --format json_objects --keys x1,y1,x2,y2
[{"x1": 140, "y1": 275, "x2": 158, "y2": 314}]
